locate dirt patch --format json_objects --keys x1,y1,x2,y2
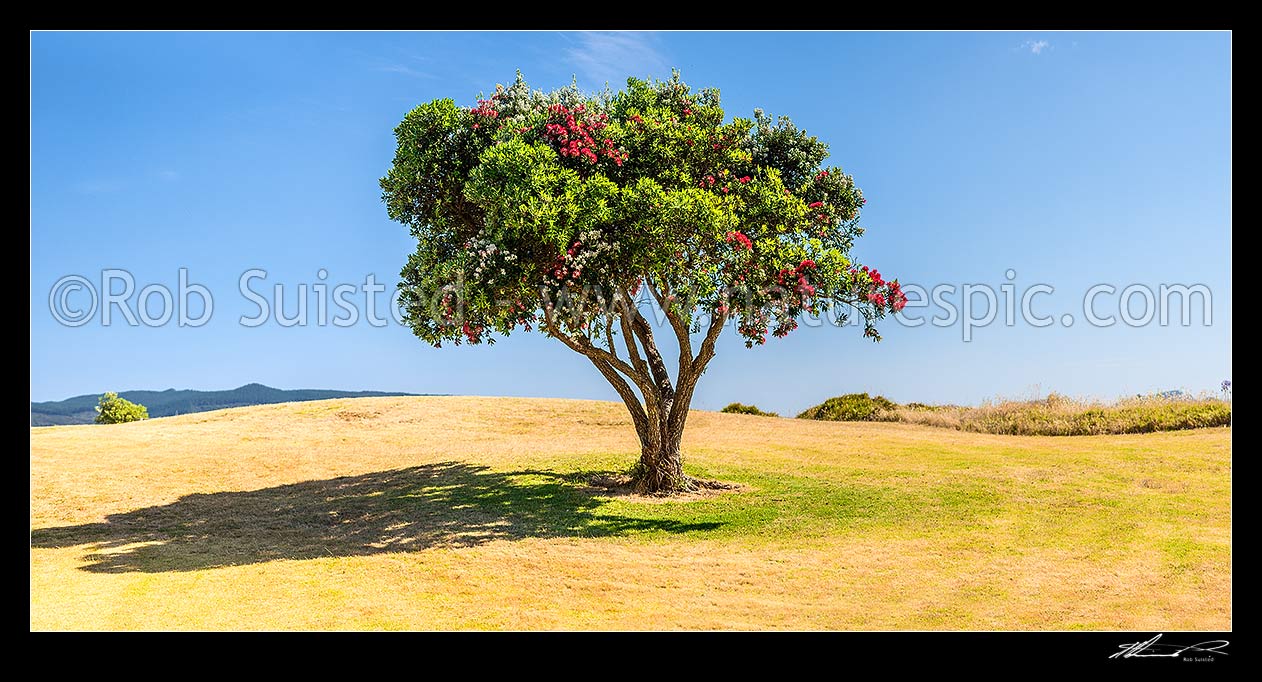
[
  {"x1": 575, "y1": 418, "x2": 632, "y2": 427},
  {"x1": 1139, "y1": 478, "x2": 1189, "y2": 492},
  {"x1": 335, "y1": 409, "x2": 380, "y2": 422},
  {"x1": 575, "y1": 473, "x2": 745, "y2": 503}
]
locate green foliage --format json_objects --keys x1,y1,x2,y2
[
  {"x1": 797, "y1": 393, "x2": 898, "y2": 421},
  {"x1": 719, "y1": 402, "x2": 779, "y2": 417},
  {"x1": 94, "y1": 392, "x2": 149, "y2": 424},
  {"x1": 380, "y1": 71, "x2": 906, "y2": 350}
]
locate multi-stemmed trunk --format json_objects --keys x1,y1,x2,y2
[
  {"x1": 631, "y1": 389, "x2": 690, "y2": 493},
  {"x1": 636, "y1": 436, "x2": 686, "y2": 492},
  {"x1": 544, "y1": 280, "x2": 726, "y2": 494}
]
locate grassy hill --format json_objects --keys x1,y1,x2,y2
[
  {"x1": 30, "y1": 396, "x2": 1231, "y2": 630},
  {"x1": 30, "y1": 383, "x2": 425, "y2": 425}
]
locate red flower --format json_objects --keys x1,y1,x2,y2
[
  {"x1": 683, "y1": 108, "x2": 692, "y2": 116},
  {"x1": 738, "y1": 176, "x2": 751, "y2": 184},
  {"x1": 808, "y1": 201, "x2": 824, "y2": 208},
  {"x1": 725, "y1": 231, "x2": 753, "y2": 250}
]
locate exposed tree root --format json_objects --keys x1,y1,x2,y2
[
  {"x1": 630, "y1": 472, "x2": 741, "y2": 497},
  {"x1": 578, "y1": 471, "x2": 742, "y2": 498},
  {"x1": 687, "y1": 476, "x2": 741, "y2": 491}
]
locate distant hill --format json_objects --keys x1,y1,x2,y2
[{"x1": 30, "y1": 383, "x2": 428, "y2": 426}]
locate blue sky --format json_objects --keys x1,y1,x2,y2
[{"x1": 30, "y1": 31, "x2": 1232, "y2": 414}]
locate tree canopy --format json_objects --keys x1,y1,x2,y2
[
  {"x1": 94, "y1": 392, "x2": 149, "y2": 425},
  {"x1": 381, "y1": 72, "x2": 905, "y2": 492}
]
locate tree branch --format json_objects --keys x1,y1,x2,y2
[
  {"x1": 645, "y1": 276, "x2": 694, "y2": 377},
  {"x1": 628, "y1": 306, "x2": 675, "y2": 406},
  {"x1": 542, "y1": 309, "x2": 641, "y2": 384},
  {"x1": 693, "y1": 308, "x2": 728, "y2": 370},
  {"x1": 616, "y1": 286, "x2": 651, "y2": 379},
  {"x1": 668, "y1": 309, "x2": 729, "y2": 430},
  {"x1": 616, "y1": 284, "x2": 674, "y2": 399},
  {"x1": 588, "y1": 355, "x2": 651, "y2": 437},
  {"x1": 543, "y1": 307, "x2": 660, "y2": 415},
  {"x1": 603, "y1": 316, "x2": 617, "y2": 360}
]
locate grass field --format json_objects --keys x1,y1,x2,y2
[{"x1": 30, "y1": 396, "x2": 1231, "y2": 630}]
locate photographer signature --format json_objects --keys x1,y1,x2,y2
[{"x1": 1110, "y1": 634, "x2": 1230, "y2": 659}]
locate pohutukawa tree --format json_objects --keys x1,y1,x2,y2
[{"x1": 381, "y1": 73, "x2": 906, "y2": 494}]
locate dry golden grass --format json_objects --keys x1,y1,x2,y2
[
  {"x1": 892, "y1": 394, "x2": 1232, "y2": 435},
  {"x1": 30, "y1": 396, "x2": 1231, "y2": 630},
  {"x1": 798, "y1": 392, "x2": 1232, "y2": 435}
]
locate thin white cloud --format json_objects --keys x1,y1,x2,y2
[
  {"x1": 563, "y1": 32, "x2": 670, "y2": 88},
  {"x1": 1023, "y1": 40, "x2": 1051, "y2": 55},
  {"x1": 375, "y1": 63, "x2": 434, "y2": 80},
  {"x1": 355, "y1": 46, "x2": 436, "y2": 80},
  {"x1": 157, "y1": 169, "x2": 180, "y2": 182}
]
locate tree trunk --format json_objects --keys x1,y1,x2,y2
[
  {"x1": 548, "y1": 290, "x2": 726, "y2": 495},
  {"x1": 633, "y1": 405, "x2": 690, "y2": 494}
]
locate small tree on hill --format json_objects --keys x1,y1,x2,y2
[
  {"x1": 381, "y1": 73, "x2": 906, "y2": 493},
  {"x1": 95, "y1": 392, "x2": 149, "y2": 424}
]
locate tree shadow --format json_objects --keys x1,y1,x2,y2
[{"x1": 31, "y1": 462, "x2": 722, "y2": 573}]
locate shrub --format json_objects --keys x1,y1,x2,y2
[
  {"x1": 720, "y1": 402, "x2": 779, "y2": 417},
  {"x1": 94, "y1": 392, "x2": 149, "y2": 424},
  {"x1": 797, "y1": 393, "x2": 898, "y2": 421}
]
